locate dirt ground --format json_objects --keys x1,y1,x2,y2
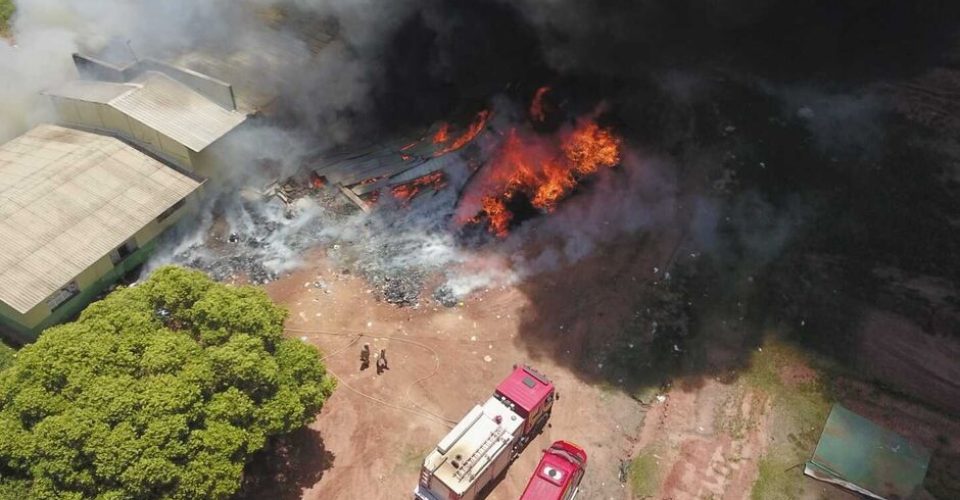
[
  {"x1": 254, "y1": 248, "x2": 647, "y2": 499},
  {"x1": 239, "y1": 243, "x2": 960, "y2": 500},
  {"x1": 242, "y1": 241, "x2": 766, "y2": 500},
  {"x1": 632, "y1": 380, "x2": 772, "y2": 500}
]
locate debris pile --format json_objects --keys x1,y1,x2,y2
[{"x1": 432, "y1": 286, "x2": 459, "y2": 308}]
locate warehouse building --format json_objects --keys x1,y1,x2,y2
[
  {"x1": 43, "y1": 55, "x2": 247, "y2": 179},
  {"x1": 0, "y1": 125, "x2": 203, "y2": 343}
]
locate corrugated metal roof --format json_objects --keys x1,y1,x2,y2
[
  {"x1": 45, "y1": 72, "x2": 246, "y2": 152},
  {"x1": 805, "y1": 404, "x2": 931, "y2": 499},
  {"x1": 0, "y1": 125, "x2": 202, "y2": 314},
  {"x1": 43, "y1": 80, "x2": 137, "y2": 104}
]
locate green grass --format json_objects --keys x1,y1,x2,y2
[
  {"x1": 629, "y1": 450, "x2": 660, "y2": 497},
  {"x1": 0, "y1": 0, "x2": 13, "y2": 37},
  {"x1": 745, "y1": 339, "x2": 833, "y2": 499},
  {"x1": 751, "y1": 455, "x2": 803, "y2": 500}
]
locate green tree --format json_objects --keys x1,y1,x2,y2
[
  {"x1": 0, "y1": 266, "x2": 335, "y2": 499},
  {"x1": 0, "y1": 342, "x2": 14, "y2": 371},
  {"x1": 0, "y1": 0, "x2": 13, "y2": 36}
]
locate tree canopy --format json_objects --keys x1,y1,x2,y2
[
  {"x1": 0, "y1": 266, "x2": 335, "y2": 499},
  {"x1": 0, "y1": 0, "x2": 12, "y2": 36}
]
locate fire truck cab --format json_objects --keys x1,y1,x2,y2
[
  {"x1": 414, "y1": 365, "x2": 556, "y2": 500},
  {"x1": 519, "y1": 441, "x2": 588, "y2": 500},
  {"x1": 493, "y1": 364, "x2": 556, "y2": 440}
]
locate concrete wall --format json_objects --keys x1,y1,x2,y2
[
  {"x1": 72, "y1": 53, "x2": 126, "y2": 82},
  {"x1": 189, "y1": 147, "x2": 229, "y2": 181},
  {"x1": 136, "y1": 59, "x2": 237, "y2": 111},
  {"x1": 0, "y1": 192, "x2": 197, "y2": 344}
]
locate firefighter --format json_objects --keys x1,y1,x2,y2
[
  {"x1": 376, "y1": 349, "x2": 388, "y2": 374},
  {"x1": 360, "y1": 343, "x2": 370, "y2": 371}
]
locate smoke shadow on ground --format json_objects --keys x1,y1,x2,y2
[
  {"x1": 507, "y1": 72, "x2": 960, "y2": 406},
  {"x1": 509, "y1": 231, "x2": 786, "y2": 395},
  {"x1": 237, "y1": 427, "x2": 334, "y2": 500}
]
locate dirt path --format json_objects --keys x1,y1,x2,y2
[{"x1": 628, "y1": 380, "x2": 771, "y2": 500}]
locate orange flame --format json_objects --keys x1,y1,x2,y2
[
  {"x1": 433, "y1": 123, "x2": 450, "y2": 144},
  {"x1": 529, "y1": 86, "x2": 551, "y2": 123},
  {"x1": 479, "y1": 195, "x2": 512, "y2": 238},
  {"x1": 434, "y1": 110, "x2": 491, "y2": 156},
  {"x1": 464, "y1": 117, "x2": 622, "y2": 237},
  {"x1": 563, "y1": 120, "x2": 622, "y2": 175},
  {"x1": 391, "y1": 171, "x2": 447, "y2": 203}
]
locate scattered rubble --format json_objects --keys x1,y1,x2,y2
[
  {"x1": 371, "y1": 273, "x2": 422, "y2": 306},
  {"x1": 432, "y1": 286, "x2": 459, "y2": 308}
]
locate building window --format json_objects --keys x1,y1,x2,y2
[
  {"x1": 110, "y1": 238, "x2": 139, "y2": 265},
  {"x1": 157, "y1": 199, "x2": 186, "y2": 222},
  {"x1": 46, "y1": 281, "x2": 80, "y2": 311}
]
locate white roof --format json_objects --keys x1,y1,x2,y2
[
  {"x1": 43, "y1": 79, "x2": 138, "y2": 104},
  {"x1": 0, "y1": 125, "x2": 202, "y2": 314},
  {"x1": 45, "y1": 72, "x2": 247, "y2": 152},
  {"x1": 423, "y1": 397, "x2": 524, "y2": 495}
]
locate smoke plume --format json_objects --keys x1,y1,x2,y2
[{"x1": 3, "y1": 0, "x2": 960, "y2": 304}]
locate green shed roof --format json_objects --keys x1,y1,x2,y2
[{"x1": 805, "y1": 404, "x2": 930, "y2": 499}]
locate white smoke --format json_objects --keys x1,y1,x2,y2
[
  {"x1": 1, "y1": 0, "x2": 687, "y2": 305},
  {"x1": 501, "y1": 149, "x2": 679, "y2": 276},
  {"x1": 0, "y1": 2, "x2": 79, "y2": 141}
]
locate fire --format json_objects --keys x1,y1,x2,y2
[
  {"x1": 479, "y1": 195, "x2": 512, "y2": 238},
  {"x1": 562, "y1": 120, "x2": 622, "y2": 175},
  {"x1": 433, "y1": 110, "x2": 490, "y2": 156},
  {"x1": 391, "y1": 171, "x2": 447, "y2": 203},
  {"x1": 432, "y1": 123, "x2": 450, "y2": 144},
  {"x1": 529, "y1": 86, "x2": 551, "y2": 123},
  {"x1": 464, "y1": 117, "x2": 622, "y2": 237}
]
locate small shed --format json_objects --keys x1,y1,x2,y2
[{"x1": 805, "y1": 404, "x2": 931, "y2": 499}]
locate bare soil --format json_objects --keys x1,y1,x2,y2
[
  {"x1": 633, "y1": 380, "x2": 771, "y2": 500},
  {"x1": 239, "y1": 242, "x2": 960, "y2": 500},
  {"x1": 253, "y1": 248, "x2": 648, "y2": 499}
]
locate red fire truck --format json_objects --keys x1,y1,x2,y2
[
  {"x1": 519, "y1": 440, "x2": 588, "y2": 500},
  {"x1": 414, "y1": 364, "x2": 556, "y2": 500}
]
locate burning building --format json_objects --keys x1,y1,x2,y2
[
  {"x1": 310, "y1": 111, "x2": 493, "y2": 212},
  {"x1": 0, "y1": 125, "x2": 203, "y2": 343}
]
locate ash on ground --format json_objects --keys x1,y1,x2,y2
[
  {"x1": 432, "y1": 286, "x2": 459, "y2": 307},
  {"x1": 150, "y1": 175, "x2": 475, "y2": 307}
]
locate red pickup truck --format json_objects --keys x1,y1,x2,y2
[{"x1": 519, "y1": 440, "x2": 588, "y2": 500}]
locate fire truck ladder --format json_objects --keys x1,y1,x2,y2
[{"x1": 454, "y1": 426, "x2": 506, "y2": 481}]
